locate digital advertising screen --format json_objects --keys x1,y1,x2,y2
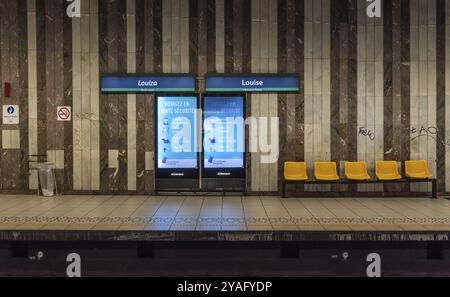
[
  {"x1": 203, "y1": 96, "x2": 245, "y2": 173},
  {"x1": 156, "y1": 96, "x2": 198, "y2": 172}
]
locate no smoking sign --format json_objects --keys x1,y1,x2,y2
[{"x1": 57, "y1": 106, "x2": 72, "y2": 122}]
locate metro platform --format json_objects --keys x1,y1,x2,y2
[{"x1": 0, "y1": 194, "x2": 449, "y2": 242}]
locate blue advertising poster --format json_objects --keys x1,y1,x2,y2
[
  {"x1": 203, "y1": 96, "x2": 244, "y2": 169},
  {"x1": 205, "y1": 75, "x2": 299, "y2": 92},
  {"x1": 157, "y1": 97, "x2": 198, "y2": 169},
  {"x1": 101, "y1": 75, "x2": 196, "y2": 93}
]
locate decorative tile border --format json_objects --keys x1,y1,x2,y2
[{"x1": 1, "y1": 215, "x2": 450, "y2": 228}]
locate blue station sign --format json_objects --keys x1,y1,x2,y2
[
  {"x1": 101, "y1": 74, "x2": 196, "y2": 93},
  {"x1": 205, "y1": 74, "x2": 299, "y2": 92}
]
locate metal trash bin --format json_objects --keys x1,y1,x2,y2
[{"x1": 37, "y1": 163, "x2": 57, "y2": 197}]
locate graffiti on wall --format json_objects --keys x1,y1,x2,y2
[
  {"x1": 410, "y1": 125, "x2": 450, "y2": 147},
  {"x1": 357, "y1": 125, "x2": 450, "y2": 147},
  {"x1": 358, "y1": 127, "x2": 376, "y2": 141}
]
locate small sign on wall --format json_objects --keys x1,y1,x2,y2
[
  {"x1": 57, "y1": 106, "x2": 72, "y2": 121},
  {"x1": 3, "y1": 105, "x2": 19, "y2": 125}
]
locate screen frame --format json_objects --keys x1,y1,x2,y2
[
  {"x1": 155, "y1": 93, "x2": 200, "y2": 180},
  {"x1": 201, "y1": 94, "x2": 246, "y2": 179}
]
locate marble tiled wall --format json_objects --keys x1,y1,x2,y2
[
  {"x1": 163, "y1": 0, "x2": 189, "y2": 73},
  {"x1": 1, "y1": 0, "x2": 450, "y2": 195},
  {"x1": 99, "y1": 0, "x2": 127, "y2": 193},
  {"x1": 0, "y1": 0, "x2": 28, "y2": 191},
  {"x1": 357, "y1": 0, "x2": 384, "y2": 192},
  {"x1": 73, "y1": 0, "x2": 100, "y2": 191},
  {"x1": 27, "y1": 0, "x2": 37, "y2": 190},
  {"x1": 304, "y1": 0, "x2": 331, "y2": 192},
  {"x1": 277, "y1": 0, "x2": 304, "y2": 194},
  {"x1": 134, "y1": 0, "x2": 161, "y2": 193},
  {"x1": 445, "y1": 0, "x2": 450, "y2": 192},
  {"x1": 330, "y1": 0, "x2": 358, "y2": 193},
  {"x1": 410, "y1": 0, "x2": 434, "y2": 192},
  {"x1": 251, "y1": 0, "x2": 278, "y2": 192}
]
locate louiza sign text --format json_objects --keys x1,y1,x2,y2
[
  {"x1": 205, "y1": 74, "x2": 299, "y2": 92},
  {"x1": 101, "y1": 74, "x2": 196, "y2": 93}
]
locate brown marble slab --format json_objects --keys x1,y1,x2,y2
[
  {"x1": 436, "y1": 0, "x2": 446, "y2": 192},
  {"x1": 277, "y1": 0, "x2": 288, "y2": 195},
  {"x1": 330, "y1": 1, "x2": 340, "y2": 193},
  {"x1": 0, "y1": 0, "x2": 22, "y2": 190},
  {"x1": 63, "y1": 0, "x2": 73, "y2": 192},
  {"x1": 245, "y1": 94, "x2": 252, "y2": 192},
  {"x1": 206, "y1": 0, "x2": 216, "y2": 73},
  {"x1": 135, "y1": 0, "x2": 146, "y2": 194},
  {"x1": 8, "y1": 0, "x2": 19, "y2": 101},
  {"x1": 0, "y1": 1, "x2": 4, "y2": 186},
  {"x1": 347, "y1": 0, "x2": 358, "y2": 192},
  {"x1": 224, "y1": 0, "x2": 234, "y2": 73},
  {"x1": 18, "y1": 0, "x2": 29, "y2": 190},
  {"x1": 198, "y1": 0, "x2": 207, "y2": 76},
  {"x1": 99, "y1": 0, "x2": 109, "y2": 193},
  {"x1": 144, "y1": 95, "x2": 155, "y2": 194},
  {"x1": 384, "y1": 0, "x2": 410, "y2": 192},
  {"x1": 53, "y1": 0, "x2": 65, "y2": 191},
  {"x1": 36, "y1": 0, "x2": 47, "y2": 159},
  {"x1": 391, "y1": 0, "x2": 402, "y2": 193},
  {"x1": 330, "y1": 0, "x2": 360, "y2": 192},
  {"x1": 54, "y1": 0, "x2": 64, "y2": 152},
  {"x1": 145, "y1": 0, "x2": 162, "y2": 194},
  {"x1": 294, "y1": 0, "x2": 305, "y2": 177},
  {"x1": 117, "y1": 0, "x2": 127, "y2": 193},
  {"x1": 280, "y1": 0, "x2": 305, "y2": 195},
  {"x1": 189, "y1": 0, "x2": 199, "y2": 74},
  {"x1": 243, "y1": 0, "x2": 251, "y2": 191},
  {"x1": 241, "y1": 0, "x2": 251, "y2": 73},
  {"x1": 153, "y1": 0, "x2": 163, "y2": 73},
  {"x1": 135, "y1": 0, "x2": 157, "y2": 194},
  {"x1": 383, "y1": 0, "x2": 395, "y2": 192},
  {"x1": 136, "y1": 0, "x2": 161, "y2": 194},
  {"x1": 99, "y1": 0, "x2": 128, "y2": 193},
  {"x1": 0, "y1": 1, "x2": 8, "y2": 188},
  {"x1": 45, "y1": 0, "x2": 56, "y2": 154},
  {"x1": 1, "y1": 150, "x2": 20, "y2": 189},
  {"x1": 232, "y1": 0, "x2": 243, "y2": 72},
  {"x1": 399, "y1": 0, "x2": 410, "y2": 192}
]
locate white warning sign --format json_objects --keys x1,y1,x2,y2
[
  {"x1": 57, "y1": 106, "x2": 72, "y2": 121},
  {"x1": 3, "y1": 105, "x2": 19, "y2": 125}
]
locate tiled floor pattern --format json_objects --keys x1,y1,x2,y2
[{"x1": 0, "y1": 195, "x2": 449, "y2": 231}]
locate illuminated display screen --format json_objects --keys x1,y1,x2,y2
[
  {"x1": 157, "y1": 96, "x2": 198, "y2": 169},
  {"x1": 203, "y1": 96, "x2": 245, "y2": 169}
]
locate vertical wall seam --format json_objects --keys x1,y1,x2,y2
[{"x1": 27, "y1": 0, "x2": 38, "y2": 190}]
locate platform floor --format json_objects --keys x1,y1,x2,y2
[{"x1": 0, "y1": 195, "x2": 448, "y2": 232}]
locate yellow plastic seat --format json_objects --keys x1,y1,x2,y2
[
  {"x1": 405, "y1": 160, "x2": 433, "y2": 179},
  {"x1": 284, "y1": 162, "x2": 308, "y2": 181},
  {"x1": 344, "y1": 162, "x2": 371, "y2": 180},
  {"x1": 314, "y1": 162, "x2": 340, "y2": 181},
  {"x1": 375, "y1": 161, "x2": 402, "y2": 180}
]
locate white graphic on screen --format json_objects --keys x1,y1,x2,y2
[
  {"x1": 203, "y1": 97, "x2": 244, "y2": 169},
  {"x1": 157, "y1": 97, "x2": 197, "y2": 169}
]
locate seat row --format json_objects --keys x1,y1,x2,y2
[{"x1": 284, "y1": 160, "x2": 433, "y2": 181}]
